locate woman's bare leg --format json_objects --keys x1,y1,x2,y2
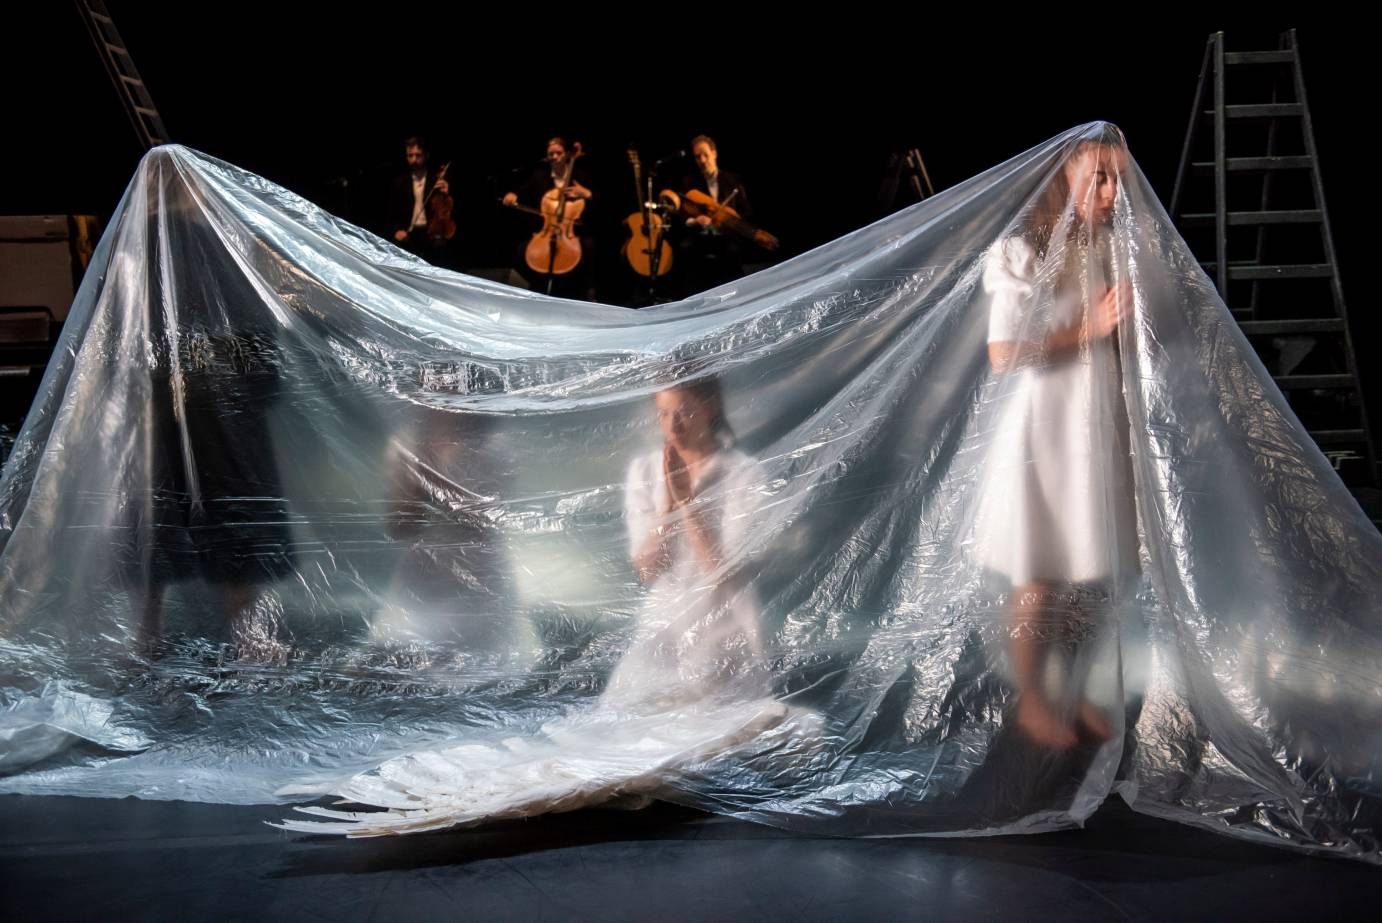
[{"x1": 1009, "y1": 581, "x2": 1078, "y2": 749}]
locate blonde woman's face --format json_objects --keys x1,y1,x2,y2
[{"x1": 1065, "y1": 145, "x2": 1125, "y2": 226}]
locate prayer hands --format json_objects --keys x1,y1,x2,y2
[{"x1": 664, "y1": 443, "x2": 694, "y2": 509}]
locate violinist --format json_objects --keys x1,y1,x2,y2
[
  {"x1": 677, "y1": 135, "x2": 755, "y2": 295},
  {"x1": 387, "y1": 136, "x2": 453, "y2": 267},
  {"x1": 503, "y1": 137, "x2": 597, "y2": 299}
]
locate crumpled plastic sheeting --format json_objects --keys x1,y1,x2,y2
[
  {"x1": 1, "y1": 123, "x2": 1379, "y2": 858},
  {"x1": 0, "y1": 681, "x2": 152, "y2": 773}
]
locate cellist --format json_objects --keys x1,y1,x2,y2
[{"x1": 503, "y1": 137, "x2": 597, "y2": 299}]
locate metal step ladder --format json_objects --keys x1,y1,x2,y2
[
  {"x1": 73, "y1": 0, "x2": 169, "y2": 149},
  {"x1": 1171, "y1": 29, "x2": 1376, "y2": 488}
]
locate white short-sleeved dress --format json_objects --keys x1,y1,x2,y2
[{"x1": 974, "y1": 235, "x2": 1138, "y2": 586}]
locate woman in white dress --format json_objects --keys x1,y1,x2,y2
[
  {"x1": 279, "y1": 375, "x2": 795, "y2": 835},
  {"x1": 976, "y1": 129, "x2": 1138, "y2": 751},
  {"x1": 618, "y1": 375, "x2": 766, "y2": 701}
]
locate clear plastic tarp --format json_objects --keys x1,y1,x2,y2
[{"x1": 1, "y1": 123, "x2": 1379, "y2": 859}]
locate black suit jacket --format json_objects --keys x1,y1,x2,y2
[{"x1": 386, "y1": 168, "x2": 441, "y2": 236}]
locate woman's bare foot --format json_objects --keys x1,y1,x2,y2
[
  {"x1": 1015, "y1": 695, "x2": 1078, "y2": 750},
  {"x1": 1076, "y1": 699, "x2": 1113, "y2": 742}
]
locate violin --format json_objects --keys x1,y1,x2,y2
[
  {"x1": 622, "y1": 147, "x2": 673, "y2": 278},
  {"x1": 675, "y1": 187, "x2": 779, "y2": 251},
  {"x1": 425, "y1": 162, "x2": 456, "y2": 243}
]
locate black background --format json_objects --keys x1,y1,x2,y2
[{"x1": 5, "y1": 7, "x2": 1375, "y2": 425}]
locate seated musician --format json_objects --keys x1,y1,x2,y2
[
  {"x1": 502, "y1": 137, "x2": 596, "y2": 299},
  {"x1": 386, "y1": 136, "x2": 453, "y2": 267},
  {"x1": 676, "y1": 135, "x2": 754, "y2": 296}
]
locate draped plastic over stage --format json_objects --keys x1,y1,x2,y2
[{"x1": 1, "y1": 124, "x2": 1379, "y2": 858}]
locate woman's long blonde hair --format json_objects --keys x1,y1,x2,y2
[{"x1": 1018, "y1": 125, "x2": 1126, "y2": 260}]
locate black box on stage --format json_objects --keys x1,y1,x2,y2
[{"x1": 0, "y1": 215, "x2": 101, "y2": 442}]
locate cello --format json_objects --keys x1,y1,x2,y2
[{"x1": 521, "y1": 143, "x2": 586, "y2": 280}]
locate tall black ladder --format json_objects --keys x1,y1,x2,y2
[
  {"x1": 73, "y1": 0, "x2": 169, "y2": 150},
  {"x1": 1171, "y1": 29, "x2": 1376, "y2": 489}
]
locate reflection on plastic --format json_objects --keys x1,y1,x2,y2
[{"x1": 1, "y1": 123, "x2": 1379, "y2": 860}]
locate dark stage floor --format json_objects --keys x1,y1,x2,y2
[{"x1": 1, "y1": 795, "x2": 1378, "y2": 921}]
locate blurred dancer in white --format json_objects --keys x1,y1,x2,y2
[
  {"x1": 619, "y1": 376, "x2": 766, "y2": 697},
  {"x1": 280, "y1": 374, "x2": 810, "y2": 836},
  {"x1": 976, "y1": 127, "x2": 1137, "y2": 751}
]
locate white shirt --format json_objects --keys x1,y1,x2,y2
[{"x1": 409, "y1": 173, "x2": 427, "y2": 229}]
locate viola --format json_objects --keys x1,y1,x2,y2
[{"x1": 677, "y1": 187, "x2": 778, "y2": 251}]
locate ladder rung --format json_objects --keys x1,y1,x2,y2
[
  {"x1": 1309, "y1": 429, "x2": 1368, "y2": 445},
  {"x1": 105, "y1": 43, "x2": 129, "y2": 56},
  {"x1": 1237, "y1": 319, "x2": 1344, "y2": 335},
  {"x1": 1223, "y1": 51, "x2": 1295, "y2": 65},
  {"x1": 1201, "y1": 261, "x2": 1334, "y2": 279},
  {"x1": 1232, "y1": 210, "x2": 1322, "y2": 226},
  {"x1": 1205, "y1": 104, "x2": 1305, "y2": 119},
  {"x1": 1191, "y1": 156, "x2": 1313, "y2": 174},
  {"x1": 1230, "y1": 264, "x2": 1333, "y2": 280},
  {"x1": 1275, "y1": 374, "x2": 1356, "y2": 390},
  {"x1": 1181, "y1": 210, "x2": 1322, "y2": 227},
  {"x1": 134, "y1": 106, "x2": 160, "y2": 117}
]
